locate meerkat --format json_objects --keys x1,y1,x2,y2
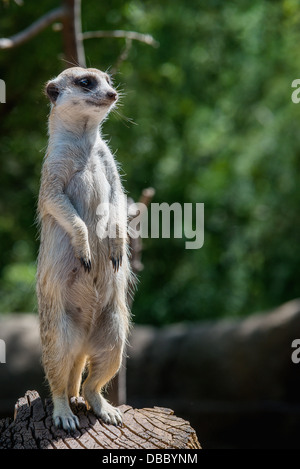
[{"x1": 36, "y1": 67, "x2": 131, "y2": 432}]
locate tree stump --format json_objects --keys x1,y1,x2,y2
[{"x1": 0, "y1": 391, "x2": 201, "y2": 450}]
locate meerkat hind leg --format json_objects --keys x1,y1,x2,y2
[
  {"x1": 83, "y1": 349, "x2": 123, "y2": 426},
  {"x1": 84, "y1": 388, "x2": 123, "y2": 426},
  {"x1": 82, "y1": 299, "x2": 127, "y2": 426},
  {"x1": 67, "y1": 353, "x2": 87, "y2": 399},
  {"x1": 43, "y1": 336, "x2": 82, "y2": 432},
  {"x1": 51, "y1": 366, "x2": 81, "y2": 432}
]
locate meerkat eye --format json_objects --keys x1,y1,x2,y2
[
  {"x1": 78, "y1": 78, "x2": 91, "y2": 87},
  {"x1": 75, "y1": 76, "x2": 96, "y2": 90}
]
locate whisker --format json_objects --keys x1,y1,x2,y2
[
  {"x1": 60, "y1": 57, "x2": 82, "y2": 68},
  {"x1": 112, "y1": 109, "x2": 137, "y2": 127}
]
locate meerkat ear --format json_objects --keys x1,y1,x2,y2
[{"x1": 45, "y1": 81, "x2": 60, "y2": 104}]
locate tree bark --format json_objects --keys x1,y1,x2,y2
[
  {"x1": 61, "y1": 0, "x2": 86, "y2": 67},
  {"x1": 0, "y1": 391, "x2": 201, "y2": 449}
]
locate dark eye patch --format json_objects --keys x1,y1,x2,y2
[{"x1": 74, "y1": 76, "x2": 96, "y2": 91}]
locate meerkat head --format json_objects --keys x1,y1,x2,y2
[{"x1": 45, "y1": 67, "x2": 118, "y2": 124}]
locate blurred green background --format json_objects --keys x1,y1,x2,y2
[{"x1": 0, "y1": 0, "x2": 299, "y2": 325}]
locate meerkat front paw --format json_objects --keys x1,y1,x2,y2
[
  {"x1": 80, "y1": 254, "x2": 92, "y2": 273},
  {"x1": 72, "y1": 232, "x2": 92, "y2": 273},
  {"x1": 109, "y1": 252, "x2": 123, "y2": 272},
  {"x1": 109, "y1": 240, "x2": 124, "y2": 272},
  {"x1": 76, "y1": 245, "x2": 91, "y2": 273}
]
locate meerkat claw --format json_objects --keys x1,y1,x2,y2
[
  {"x1": 110, "y1": 256, "x2": 121, "y2": 272},
  {"x1": 80, "y1": 257, "x2": 91, "y2": 273}
]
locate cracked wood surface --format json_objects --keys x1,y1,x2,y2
[{"x1": 0, "y1": 391, "x2": 201, "y2": 449}]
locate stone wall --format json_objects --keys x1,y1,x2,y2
[{"x1": 127, "y1": 299, "x2": 300, "y2": 448}]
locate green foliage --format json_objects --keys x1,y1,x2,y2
[{"x1": 0, "y1": 0, "x2": 299, "y2": 324}]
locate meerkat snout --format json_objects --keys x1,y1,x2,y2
[{"x1": 106, "y1": 90, "x2": 117, "y2": 100}]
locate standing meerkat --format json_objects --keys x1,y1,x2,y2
[{"x1": 36, "y1": 67, "x2": 131, "y2": 432}]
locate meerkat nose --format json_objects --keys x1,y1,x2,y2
[{"x1": 106, "y1": 91, "x2": 117, "y2": 101}]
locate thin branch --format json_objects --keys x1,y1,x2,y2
[
  {"x1": 82, "y1": 29, "x2": 159, "y2": 48},
  {"x1": 111, "y1": 38, "x2": 132, "y2": 74},
  {"x1": 0, "y1": 6, "x2": 66, "y2": 49}
]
